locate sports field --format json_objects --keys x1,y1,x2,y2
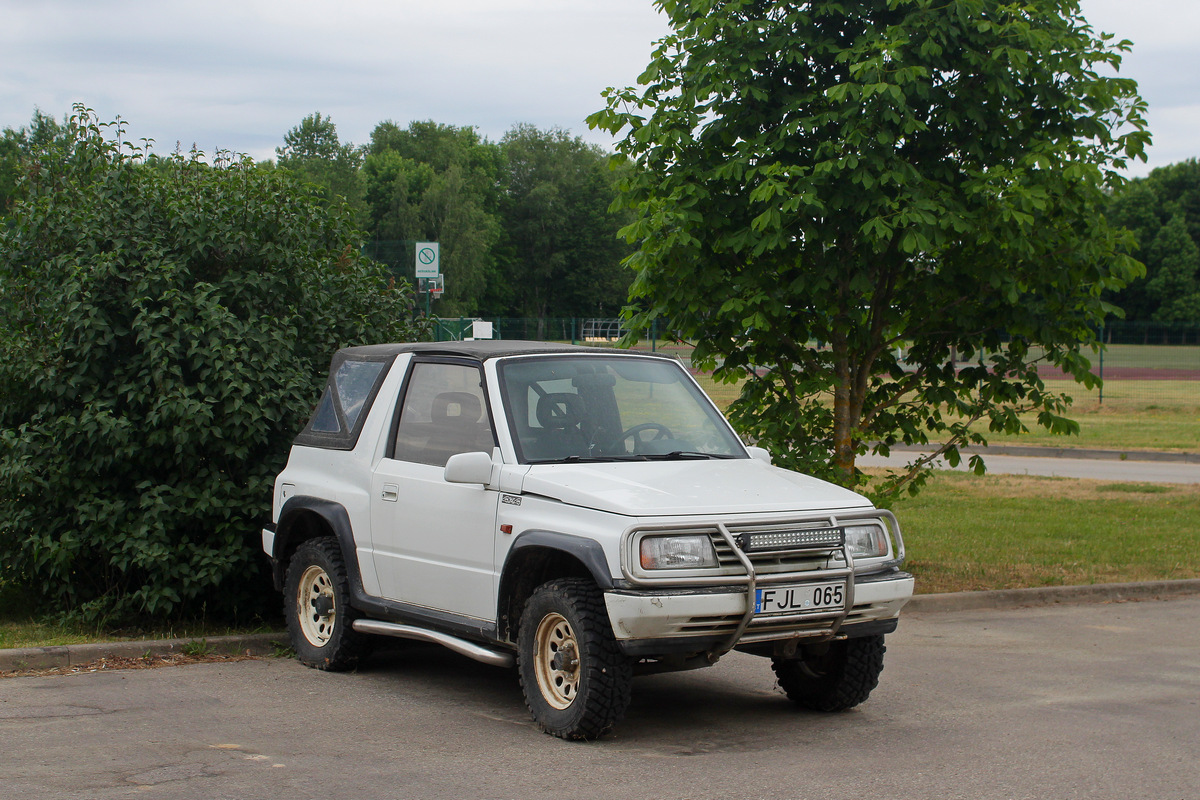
[{"x1": 682, "y1": 344, "x2": 1199, "y2": 454}]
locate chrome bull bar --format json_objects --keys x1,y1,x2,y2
[{"x1": 703, "y1": 508, "x2": 905, "y2": 663}]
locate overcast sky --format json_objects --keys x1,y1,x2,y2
[{"x1": 2, "y1": 0, "x2": 1195, "y2": 176}]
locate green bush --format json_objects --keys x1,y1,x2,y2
[{"x1": 0, "y1": 107, "x2": 426, "y2": 624}]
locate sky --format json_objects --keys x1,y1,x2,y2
[{"x1": 1, "y1": 0, "x2": 1196, "y2": 176}]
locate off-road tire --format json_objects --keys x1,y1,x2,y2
[
  {"x1": 517, "y1": 578, "x2": 633, "y2": 740},
  {"x1": 284, "y1": 537, "x2": 370, "y2": 671},
  {"x1": 772, "y1": 634, "x2": 885, "y2": 712}
]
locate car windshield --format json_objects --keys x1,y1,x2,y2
[{"x1": 498, "y1": 356, "x2": 746, "y2": 464}]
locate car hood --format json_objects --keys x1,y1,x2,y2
[{"x1": 519, "y1": 458, "x2": 872, "y2": 517}]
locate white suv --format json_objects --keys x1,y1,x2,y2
[{"x1": 263, "y1": 341, "x2": 914, "y2": 739}]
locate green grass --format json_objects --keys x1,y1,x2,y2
[
  {"x1": 970, "y1": 379, "x2": 1199, "y2": 452},
  {"x1": 1046, "y1": 377, "x2": 1198, "y2": 411},
  {"x1": 889, "y1": 471, "x2": 1200, "y2": 594},
  {"x1": 981, "y1": 410, "x2": 1198, "y2": 451}
]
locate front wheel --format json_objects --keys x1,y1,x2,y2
[
  {"x1": 772, "y1": 634, "x2": 886, "y2": 712},
  {"x1": 517, "y1": 578, "x2": 632, "y2": 740},
  {"x1": 284, "y1": 537, "x2": 369, "y2": 671}
]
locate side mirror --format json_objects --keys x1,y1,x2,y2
[
  {"x1": 444, "y1": 451, "x2": 494, "y2": 485},
  {"x1": 746, "y1": 445, "x2": 772, "y2": 464}
]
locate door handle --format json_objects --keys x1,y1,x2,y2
[{"x1": 381, "y1": 483, "x2": 399, "y2": 502}]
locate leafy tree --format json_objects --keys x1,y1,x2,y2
[
  {"x1": 0, "y1": 130, "x2": 21, "y2": 215},
  {"x1": 0, "y1": 106, "x2": 426, "y2": 624},
  {"x1": 1144, "y1": 213, "x2": 1200, "y2": 323},
  {"x1": 369, "y1": 119, "x2": 503, "y2": 179},
  {"x1": 276, "y1": 112, "x2": 366, "y2": 219},
  {"x1": 497, "y1": 124, "x2": 631, "y2": 328},
  {"x1": 590, "y1": 0, "x2": 1149, "y2": 495},
  {"x1": 363, "y1": 121, "x2": 502, "y2": 315},
  {"x1": 1106, "y1": 160, "x2": 1200, "y2": 323},
  {"x1": 1, "y1": 110, "x2": 64, "y2": 215}
]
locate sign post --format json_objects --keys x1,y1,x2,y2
[{"x1": 415, "y1": 242, "x2": 440, "y2": 317}]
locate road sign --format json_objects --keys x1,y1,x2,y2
[{"x1": 415, "y1": 242, "x2": 440, "y2": 278}]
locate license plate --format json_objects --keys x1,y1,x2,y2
[{"x1": 755, "y1": 581, "x2": 846, "y2": 615}]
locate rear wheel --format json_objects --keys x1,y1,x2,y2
[
  {"x1": 285, "y1": 537, "x2": 369, "y2": 671},
  {"x1": 772, "y1": 634, "x2": 885, "y2": 712},
  {"x1": 517, "y1": 578, "x2": 632, "y2": 740}
]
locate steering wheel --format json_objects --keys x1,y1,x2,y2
[{"x1": 611, "y1": 422, "x2": 673, "y2": 453}]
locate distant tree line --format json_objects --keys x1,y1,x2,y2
[
  {"x1": 4, "y1": 110, "x2": 1197, "y2": 326},
  {"x1": 2, "y1": 110, "x2": 633, "y2": 324},
  {"x1": 1105, "y1": 159, "x2": 1200, "y2": 325},
  {"x1": 271, "y1": 113, "x2": 634, "y2": 322}
]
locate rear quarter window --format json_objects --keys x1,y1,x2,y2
[{"x1": 294, "y1": 355, "x2": 393, "y2": 450}]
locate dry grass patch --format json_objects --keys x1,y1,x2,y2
[{"x1": 0, "y1": 652, "x2": 259, "y2": 679}]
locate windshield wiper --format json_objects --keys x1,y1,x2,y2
[
  {"x1": 643, "y1": 451, "x2": 737, "y2": 461},
  {"x1": 528, "y1": 455, "x2": 648, "y2": 464}
]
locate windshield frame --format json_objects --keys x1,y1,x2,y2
[{"x1": 495, "y1": 353, "x2": 749, "y2": 465}]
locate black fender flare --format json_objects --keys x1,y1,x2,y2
[
  {"x1": 495, "y1": 529, "x2": 616, "y2": 639},
  {"x1": 502, "y1": 530, "x2": 615, "y2": 591},
  {"x1": 270, "y1": 496, "x2": 362, "y2": 593}
]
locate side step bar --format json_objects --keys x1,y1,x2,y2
[{"x1": 351, "y1": 619, "x2": 515, "y2": 668}]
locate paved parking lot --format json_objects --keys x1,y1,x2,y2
[{"x1": 4, "y1": 596, "x2": 1199, "y2": 800}]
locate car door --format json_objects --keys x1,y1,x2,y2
[{"x1": 369, "y1": 359, "x2": 500, "y2": 621}]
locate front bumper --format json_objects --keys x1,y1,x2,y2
[
  {"x1": 607, "y1": 508, "x2": 914, "y2": 659},
  {"x1": 604, "y1": 570, "x2": 914, "y2": 657}
]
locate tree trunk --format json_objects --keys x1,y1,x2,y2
[{"x1": 831, "y1": 329, "x2": 856, "y2": 486}]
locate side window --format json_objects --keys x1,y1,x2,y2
[{"x1": 392, "y1": 362, "x2": 495, "y2": 467}]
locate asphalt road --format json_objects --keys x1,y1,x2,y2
[
  {"x1": 4, "y1": 597, "x2": 1198, "y2": 800},
  {"x1": 858, "y1": 451, "x2": 1200, "y2": 483}
]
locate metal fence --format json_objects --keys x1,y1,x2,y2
[
  {"x1": 432, "y1": 316, "x2": 692, "y2": 356},
  {"x1": 432, "y1": 317, "x2": 1199, "y2": 410},
  {"x1": 1037, "y1": 322, "x2": 1199, "y2": 408}
]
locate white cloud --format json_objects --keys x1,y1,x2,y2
[
  {"x1": 1078, "y1": 0, "x2": 1200, "y2": 175},
  {"x1": 0, "y1": 0, "x2": 670, "y2": 159},
  {"x1": 1080, "y1": 0, "x2": 1200, "y2": 50},
  {"x1": 1, "y1": 0, "x2": 1195, "y2": 175}
]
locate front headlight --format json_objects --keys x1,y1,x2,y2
[
  {"x1": 844, "y1": 523, "x2": 889, "y2": 559},
  {"x1": 639, "y1": 534, "x2": 719, "y2": 570}
]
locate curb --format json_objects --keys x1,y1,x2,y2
[
  {"x1": 905, "y1": 579, "x2": 1200, "y2": 614},
  {"x1": 887, "y1": 443, "x2": 1200, "y2": 464},
  {"x1": 6, "y1": 579, "x2": 1200, "y2": 670},
  {"x1": 0, "y1": 632, "x2": 285, "y2": 672}
]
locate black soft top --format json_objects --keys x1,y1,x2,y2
[
  {"x1": 335, "y1": 339, "x2": 675, "y2": 362},
  {"x1": 294, "y1": 340, "x2": 677, "y2": 450}
]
